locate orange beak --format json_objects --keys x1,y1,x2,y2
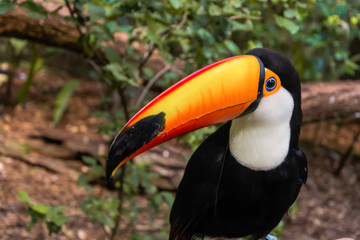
[{"x1": 107, "y1": 55, "x2": 280, "y2": 178}]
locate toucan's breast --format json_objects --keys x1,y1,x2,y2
[{"x1": 229, "y1": 87, "x2": 294, "y2": 171}]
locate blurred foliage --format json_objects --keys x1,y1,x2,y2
[
  {"x1": 2, "y1": 0, "x2": 359, "y2": 239},
  {"x1": 0, "y1": 38, "x2": 27, "y2": 105},
  {"x1": 17, "y1": 190, "x2": 69, "y2": 235},
  {"x1": 52, "y1": 79, "x2": 80, "y2": 126},
  {"x1": 180, "y1": 125, "x2": 217, "y2": 152},
  {"x1": 69, "y1": 0, "x2": 360, "y2": 83},
  {"x1": 0, "y1": 38, "x2": 78, "y2": 125},
  {"x1": 17, "y1": 43, "x2": 44, "y2": 104},
  {"x1": 78, "y1": 156, "x2": 174, "y2": 239}
]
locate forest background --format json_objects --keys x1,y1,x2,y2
[{"x1": 0, "y1": 0, "x2": 360, "y2": 239}]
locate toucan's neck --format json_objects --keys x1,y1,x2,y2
[{"x1": 229, "y1": 87, "x2": 294, "y2": 171}]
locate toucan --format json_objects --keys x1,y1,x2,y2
[{"x1": 106, "y1": 48, "x2": 308, "y2": 240}]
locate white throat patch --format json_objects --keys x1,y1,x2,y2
[{"x1": 229, "y1": 87, "x2": 294, "y2": 171}]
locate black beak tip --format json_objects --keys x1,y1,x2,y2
[
  {"x1": 105, "y1": 161, "x2": 113, "y2": 181},
  {"x1": 106, "y1": 145, "x2": 120, "y2": 180},
  {"x1": 105, "y1": 163, "x2": 113, "y2": 181},
  {"x1": 106, "y1": 112, "x2": 167, "y2": 180}
]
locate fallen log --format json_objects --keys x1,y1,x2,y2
[
  {"x1": 0, "y1": 135, "x2": 71, "y2": 175},
  {"x1": 302, "y1": 81, "x2": 360, "y2": 123}
]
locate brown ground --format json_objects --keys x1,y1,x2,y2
[{"x1": 0, "y1": 69, "x2": 359, "y2": 240}]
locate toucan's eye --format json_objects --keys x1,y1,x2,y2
[{"x1": 265, "y1": 77, "x2": 277, "y2": 91}]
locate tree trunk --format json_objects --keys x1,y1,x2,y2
[{"x1": 302, "y1": 81, "x2": 360, "y2": 124}]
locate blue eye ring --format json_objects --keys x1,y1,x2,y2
[{"x1": 265, "y1": 77, "x2": 277, "y2": 92}]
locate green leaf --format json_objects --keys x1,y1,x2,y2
[
  {"x1": 30, "y1": 204, "x2": 50, "y2": 214},
  {"x1": 270, "y1": 220, "x2": 284, "y2": 237},
  {"x1": 145, "y1": 13, "x2": 167, "y2": 36},
  {"x1": 284, "y1": 9, "x2": 300, "y2": 20},
  {"x1": 231, "y1": 20, "x2": 253, "y2": 31},
  {"x1": 99, "y1": 214, "x2": 115, "y2": 228},
  {"x1": 224, "y1": 40, "x2": 240, "y2": 55},
  {"x1": 105, "y1": 63, "x2": 136, "y2": 86},
  {"x1": 197, "y1": 28, "x2": 215, "y2": 44},
  {"x1": 209, "y1": 4, "x2": 221, "y2": 16},
  {"x1": 105, "y1": 63, "x2": 126, "y2": 80},
  {"x1": 53, "y1": 80, "x2": 80, "y2": 126},
  {"x1": 104, "y1": 47, "x2": 122, "y2": 63},
  {"x1": 82, "y1": 156, "x2": 97, "y2": 166},
  {"x1": 17, "y1": 58, "x2": 43, "y2": 103},
  {"x1": 49, "y1": 6, "x2": 63, "y2": 17},
  {"x1": 296, "y1": 2, "x2": 307, "y2": 9},
  {"x1": 9, "y1": 38, "x2": 27, "y2": 55},
  {"x1": 91, "y1": 110, "x2": 111, "y2": 118},
  {"x1": 46, "y1": 205, "x2": 68, "y2": 235},
  {"x1": 46, "y1": 222, "x2": 62, "y2": 235},
  {"x1": 19, "y1": 1, "x2": 48, "y2": 19},
  {"x1": 18, "y1": 191, "x2": 30, "y2": 203},
  {"x1": 0, "y1": 1, "x2": 15, "y2": 14},
  {"x1": 274, "y1": 15, "x2": 300, "y2": 34},
  {"x1": 160, "y1": 192, "x2": 175, "y2": 206},
  {"x1": 77, "y1": 174, "x2": 90, "y2": 187},
  {"x1": 86, "y1": 3, "x2": 105, "y2": 22},
  {"x1": 18, "y1": 190, "x2": 68, "y2": 236},
  {"x1": 26, "y1": 218, "x2": 37, "y2": 232},
  {"x1": 33, "y1": 58, "x2": 44, "y2": 73},
  {"x1": 143, "y1": 67, "x2": 154, "y2": 78},
  {"x1": 91, "y1": 165, "x2": 104, "y2": 177},
  {"x1": 48, "y1": 206, "x2": 68, "y2": 226},
  {"x1": 17, "y1": 44, "x2": 44, "y2": 104},
  {"x1": 169, "y1": 0, "x2": 181, "y2": 9}
]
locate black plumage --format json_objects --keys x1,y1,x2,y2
[
  {"x1": 169, "y1": 122, "x2": 307, "y2": 239},
  {"x1": 169, "y1": 49, "x2": 307, "y2": 240},
  {"x1": 106, "y1": 48, "x2": 308, "y2": 240}
]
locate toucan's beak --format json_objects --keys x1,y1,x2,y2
[{"x1": 107, "y1": 55, "x2": 280, "y2": 178}]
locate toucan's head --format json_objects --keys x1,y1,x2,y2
[{"x1": 106, "y1": 48, "x2": 301, "y2": 178}]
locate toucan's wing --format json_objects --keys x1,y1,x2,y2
[
  {"x1": 291, "y1": 147, "x2": 308, "y2": 203},
  {"x1": 169, "y1": 122, "x2": 231, "y2": 239}
]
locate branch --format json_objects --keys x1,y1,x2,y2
[
  {"x1": 301, "y1": 81, "x2": 360, "y2": 123},
  {"x1": 138, "y1": 43, "x2": 157, "y2": 71},
  {"x1": 0, "y1": 11, "x2": 81, "y2": 53},
  {"x1": 135, "y1": 64, "x2": 171, "y2": 109}
]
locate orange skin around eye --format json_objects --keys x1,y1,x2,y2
[{"x1": 263, "y1": 69, "x2": 281, "y2": 97}]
